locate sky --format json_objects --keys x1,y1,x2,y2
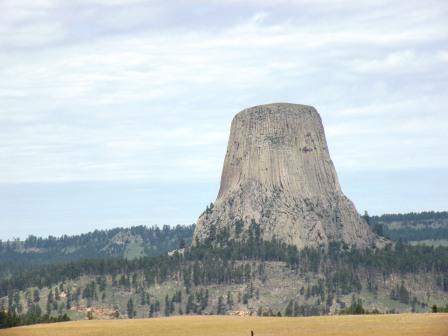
[{"x1": 0, "y1": 0, "x2": 447, "y2": 240}]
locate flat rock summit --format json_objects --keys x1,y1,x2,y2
[{"x1": 194, "y1": 103, "x2": 378, "y2": 248}]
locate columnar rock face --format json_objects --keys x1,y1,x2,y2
[{"x1": 193, "y1": 103, "x2": 377, "y2": 248}]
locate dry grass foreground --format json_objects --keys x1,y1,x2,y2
[{"x1": 2, "y1": 314, "x2": 447, "y2": 336}]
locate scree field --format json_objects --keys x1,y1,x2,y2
[{"x1": 2, "y1": 314, "x2": 447, "y2": 336}]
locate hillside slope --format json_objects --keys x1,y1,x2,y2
[
  {"x1": 2, "y1": 241, "x2": 447, "y2": 322},
  {"x1": 2, "y1": 210, "x2": 446, "y2": 272},
  {"x1": 0, "y1": 225, "x2": 194, "y2": 269},
  {"x1": 369, "y1": 211, "x2": 448, "y2": 244}
]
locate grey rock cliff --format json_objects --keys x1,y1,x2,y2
[{"x1": 193, "y1": 103, "x2": 378, "y2": 248}]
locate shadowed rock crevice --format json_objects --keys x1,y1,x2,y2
[{"x1": 194, "y1": 103, "x2": 378, "y2": 248}]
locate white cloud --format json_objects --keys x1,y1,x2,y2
[
  {"x1": 0, "y1": 21, "x2": 65, "y2": 48},
  {"x1": 1, "y1": 0, "x2": 448, "y2": 237},
  {"x1": 0, "y1": 0, "x2": 447, "y2": 185}
]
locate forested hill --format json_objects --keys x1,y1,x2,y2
[
  {"x1": 2, "y1": 210, "x2": 448, "y2": 271},
  {"x1": 368, "y1": 211, "x2": 448, "y2": 242},
  {"x1": 0, "y1": 224, "x2": 194, "y2": 268},
  {"x1": 1, "y1": 216, "x2": 448, "y2": 327},
  {"x1": 2, "y1": 239, "x2": 448, "y2": 325}
]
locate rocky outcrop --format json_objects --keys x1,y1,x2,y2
[{"x1": 193, "y1": 103, "x2": 378, "y2": 248}]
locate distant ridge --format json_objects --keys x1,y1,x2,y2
[{"x1": 0, "y1": 224, "x2": 194, "y2": 267}]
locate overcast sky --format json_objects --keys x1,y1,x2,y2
[{"x1": 1, "y1": 0, "x2": 447, "y2": 239}]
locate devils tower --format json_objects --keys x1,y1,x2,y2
[{"x1": 194, "y1": 103, "x2": 377, "y2": 248}]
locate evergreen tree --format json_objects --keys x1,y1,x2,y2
[
  {"x1": 164, "y1": 295, "x2": 170, "y2": 316},
  {"x1": 127, "y1": 298, "x2": 135, "y2": 319},
  {"x1": 66, "y1": 289, "x2": 72, "y2": 310},
  {"x1": 46, "y1": 290, "x2": 54, "y2": 315},
  {"x1": 226, "y1": 291, "x2": 233, "y2": 308},
  {"x1": 140, "y1": 290, "x2": 146, "y2": 305},
  {"x1": 186, "y1": 295, "x2": 194, "y2": 314},
  {"x1": 285, "y1": 300, "x2": 294, "y2": 317},
  {"x1": 32, "y1": 289, "x2": 40, "y2": 303},
  {"x1": 217, "y1": 296, "x2": 225, "y2": 315}
]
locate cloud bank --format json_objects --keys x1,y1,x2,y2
[{"x1": 0, "y1": 0, "x2": 447, "y2": 238}]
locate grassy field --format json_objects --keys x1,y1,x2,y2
[{"x1": 2, "y1": 314, "x2": 447, "y2": 336}]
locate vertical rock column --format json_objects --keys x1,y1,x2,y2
[{"x1": 193, "y1": 103, "x2": 377, "y2": 248}]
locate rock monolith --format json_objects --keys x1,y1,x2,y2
[{"x1": 193, "y1": 103, "x2": 377, "y2": 248}]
